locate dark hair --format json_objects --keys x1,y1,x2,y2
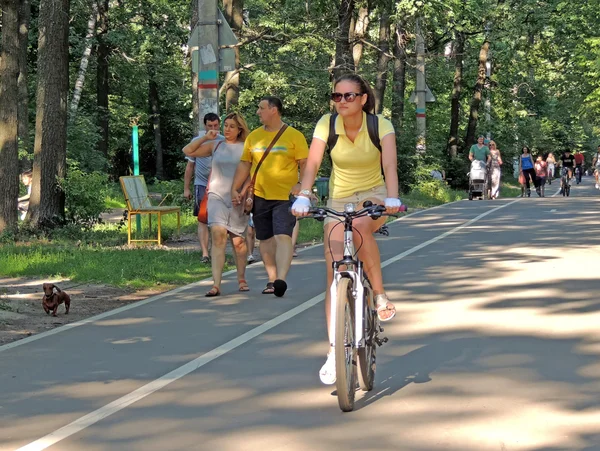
[
  {"x1": 203, "y1": 113, "x2": 220, "y2": 124},
  {"x1": 522, "y1": 146, "x2": 530, "y2": 153},
  {"x1": 333, "y1": 73, "x2": 375, "y2": 114},
  {"x1": 261, "y1": 96, "x2": 284, "y2": 115}
]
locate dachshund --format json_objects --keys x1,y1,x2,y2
[{"x1": 42, "y1": 283, "x2": 71, "y2": 317}]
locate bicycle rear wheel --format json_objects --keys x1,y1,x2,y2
[
  {"x1": 335, "y1": 277, "x2": 357, "y2": 412},
  {"x1": 357, "y1": 277, "x2": 376, "y2": 391}
]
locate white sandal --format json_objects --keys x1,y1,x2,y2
[
  {"x1": 319, "y1": 350, "x2": 336, "y2": 385},
  {"x1": 375, "y1": 294, "x2": 396, "y2": 322}
]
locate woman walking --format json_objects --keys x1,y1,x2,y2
[
  {"x1": 183, "y1": 112, "x2": 251, "y2": 296},
  {"x1": 519, "y1": 146, "x2": 536, "y2": 197},
  {"x1": 488, "y1": 140, "x2": 502, "y2": 199},
  {"x1": 534, "y1": 155, "x2": 547, "y2": 197},
  {"x1": 546, "y1": 152, "x2": 556, "y2": 184}
]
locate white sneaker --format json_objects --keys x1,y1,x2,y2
[
  {"x1": 247, "y1": 254, "x2": 255, "y2": 263},
  {"x1": 596, "y1": 183, "x2": 599, "y2": 189},
  {"x1": 319, "y1": 350, "x2": 336, "y2": 385}
]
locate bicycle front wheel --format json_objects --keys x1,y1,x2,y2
[
  {"x1": 357, "y1": 277, "x2": 376, "y2": 391},
  {"x1": 335, "y1": 277, "x2": 357, "y2": 412}
]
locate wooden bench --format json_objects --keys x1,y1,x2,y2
[{"x1": 119, "y1": 175, "x2": 181, "y2": 246}]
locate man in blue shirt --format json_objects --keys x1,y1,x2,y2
[{"x1": 184, "y1": 113, "x2": 222, "y2": 263}]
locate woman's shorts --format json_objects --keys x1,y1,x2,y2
[{"x1": 325, "y1": 184, "x2": 387, "y2": 226}]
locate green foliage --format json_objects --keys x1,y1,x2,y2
[{"x1": 59, "y1": 167, "x2": 111, "y2": 227}]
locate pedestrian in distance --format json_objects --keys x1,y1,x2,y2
[
  {"x1": 231, "y1": 96, "x2": 309, "y2": 297},
  {"x1": 534, "y1": 154, "x2": 547, "y2": 197},
  {"x1": 488, "y1": 140, "x2": 502, "y2": 199},
  {"x1": 519, "y1": 146, "x2": 536, "y2": 197},
  {"x1": 546, "y1": 152, "x2": 556, "y2": 184}
]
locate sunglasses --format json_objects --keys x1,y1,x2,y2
[{"x1": 330, "y1": 92, "x2": 364, "y2": 102}]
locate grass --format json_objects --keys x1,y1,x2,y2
[
  {"x1": 499, "y1": 177, "x2": 523, "y2": 198},
  {"x1": 0, "y1": 243, "x2": 213, "y2": 290}
]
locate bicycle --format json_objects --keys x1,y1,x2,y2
[
  {"x1": 575, "y1": 165, "x2": 583, "y2": 184},
  {"x1": 303, "y1": 201, "x2": 406, "y2": 412},
  {"x1": 560, "y1": 167, "x2": 571, "y2": 197}
]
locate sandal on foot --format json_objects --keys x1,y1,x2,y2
[
  {"x1": 262, "y1": 282, "x2": 275, "y2": 294},
  {"x1": 375, "y1": 294, "x2": 396, "y2": 322},
  {"x1": 238, "y1": 279, "x2": 250, "y2": 292},
  {"x1": 273, "y1": 279, "x2": 287, "y2": 297},
  {"x1": 201, "y1": 256, "x2": 210, "y2": 264},
  {"x1": 205, "y1": 286, "x2": 220, "y2": 297}
]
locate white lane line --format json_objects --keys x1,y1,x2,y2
[{"x1": 14, "y1": 198, "x2": 519, "y2": 451}]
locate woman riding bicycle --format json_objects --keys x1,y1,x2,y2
[{"x1": 291, "y1": 73, "x2": 401, "y2": 384}]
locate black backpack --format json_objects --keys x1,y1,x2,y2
[{"x1": 326, "y1": 113, "x2": 382, "y2": 152}]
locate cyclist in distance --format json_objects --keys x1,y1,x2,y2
[
  {"x1": 559, "y1": 148, "x2": 575, "y2": 195},
  {"x1": 291, "y1": 73, "x2": 401, "y2": 384}
]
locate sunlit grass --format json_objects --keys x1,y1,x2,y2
[{"x1": 0, "y1": 243, "x2": 214, "y2": 289}]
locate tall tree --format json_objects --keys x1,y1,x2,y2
[
  {"x1": 28, "y1": 0, "x2": 71, "y2": 227},
  {"x1": 351, "y1": 5, "x2": 369, "y2": 70},
  {"x1": 0, "y1": 0, "x2": 20, "y2": 233},
  {"x1": 96, "y1": 0, "x2": 110, "y2": 157},
  {"x1": 391, "y1": 23, "x2": 408, "y2": 131},
  {"x1": 464, "y1": 39, "x2": 490, "y2": 149},
  {"x1": 148, "y1": 69, "x2": 164, "y2": 179},
  {"x1": 373, "y1": 4, "x2": 391, "y2": 113},
  {"x1": 190, "y1": 0, "x2": 199, "y2": 130},
  {"x1": 448, "y1": 30, "x2": 465, "y2": 157},
  {"x1": 17, "y1": 0, "x2": 31, "y2": 157},
  {"x1": 333, "y1": 0, "x2": 355, "y2": 79},
  {"x1": 70, "y1": 0, "x2": 98, "y2": 121},
  {"x1": 223, "y1": 0, "x2": 243, "y2": 111}
]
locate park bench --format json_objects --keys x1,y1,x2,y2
[{"x1": 119, "y1": 175, "x2": 180, "y2": 246}]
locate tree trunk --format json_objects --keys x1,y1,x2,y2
[
  {"x1": 448, "y1": 31, "x2": 465, "y2": 158},
  {"x1": 332, "y1": 0, "x2": 355, "y2": 80},
  {"x1": 223, "y1": 0, "x2": 243, "y2": 111},
  {"x1": 96, "y1": 0, "x2": 110, "y2": 157},
  {"x1": 351, "y1": 5, "x2": 369, "y2": 70},
  {"x1": 28, "y1": 0, "x2": 71, "y2": 227},
  {"x1": 391, "y1": 23, "x2": 408, "y2": 131},
  {"x1": 190, "y1": 0, "x2": 199, "y2": 129},
  {"x1": 464, "y1": 39, "x2": 490, "y2": 150},
  {"x1": 148, "y1": 73, "x2": 164, "y2": 180},
  {"x1": 17, "y1": 0, "x2": 31, "y2": 158},
  {"x1": 70, "y1": 0, "x2": 98, "y2": 121},
  {"x1": 373, "y1": 6, "x2": 391, "y2": 114},
  {"x1": 0, "y1": 0, "x2": 20, "y2": 233}
]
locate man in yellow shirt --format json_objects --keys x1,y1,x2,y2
[{"x1": 232, "y1": 97, "x2": 308, "y2": 297}]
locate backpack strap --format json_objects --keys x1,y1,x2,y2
[
  {"x1": 366, "y1": 113, "x2": 382, "y2": 152},
  {"x1": 327, "y1": 114, "x2": 339, "y2": 151},
  {"x1": 326, "y1": 113, "x2": 382, "y2": 152}
]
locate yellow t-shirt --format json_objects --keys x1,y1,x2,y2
[
  {"x1": 241, "y1": 125, "x2": 309, "y2": 200},
  {"x1": 313, "y1": 112, "x2": 394, "y2": 199}
]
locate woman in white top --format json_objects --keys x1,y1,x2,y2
[{"x1": 183, "y1": 112, "x2": 251, "y2": 296}]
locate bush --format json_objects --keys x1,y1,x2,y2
[{"x1": 59, "y1": 167, "x2": 111, "y2": 228}]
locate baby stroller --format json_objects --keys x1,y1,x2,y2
[{"x1": 468, "y1": 160, "x2": 488, "y2": 200}]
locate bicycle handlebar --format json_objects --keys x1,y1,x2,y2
[{"x1": 303, "y1": 201, "x2": 407, "y2": 222}]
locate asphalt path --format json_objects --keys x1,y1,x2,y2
[{"x1": 2, "y1": 177, "x2": 600, "y2": 451}]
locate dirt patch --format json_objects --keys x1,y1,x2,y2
[{"x1": 0, "y1": 277, "x2": 168, "y2": 346}]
